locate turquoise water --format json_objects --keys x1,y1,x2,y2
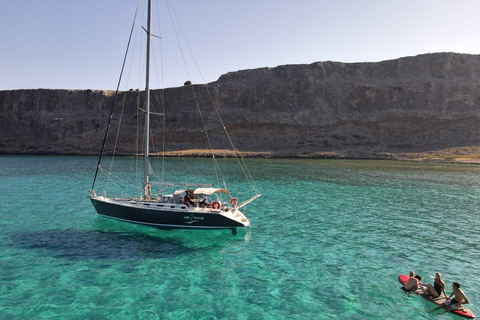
[{"x1": 1, "y1": 156, "x2": 480, "y2": 319}]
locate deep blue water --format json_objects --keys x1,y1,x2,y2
[{"x1": 1, "y1": 156, "x2": 479, "y2": 319}]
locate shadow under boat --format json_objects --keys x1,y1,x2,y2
[
  {"x1": 10, "y1": 229, "x2": 196, "y2": 261},
  {"x1": 10, "y1": 219, "x2": 250, "y2": 261}
]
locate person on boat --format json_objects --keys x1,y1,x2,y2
[
  {"x1": 199, "y1": 196, "x2": 208, "y2": 207},
  {"x1": 403, "y1": 274, "x2": 422, "y2": 291},
  {"x1": 430, "y1": 282, "x2": 470, "y2": 312},
  {"x1": 423, "y1": 273, "x2": 446, "y2": 298},
  {"x1": 183, "y1": 192, "x2": 193, "y2": 205},
  {"x1": 409, "y1": 270, "x2": 415, "y2": 278}
]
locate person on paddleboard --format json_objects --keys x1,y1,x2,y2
[
  {"x1": 403, "y1": 274, "x2": 422, "y2": 291},
  {"x1": 423, "y1": 273, "x2": 446, "y2": 298},
  {"x1": 431, "y1": 282, "x2": 470, "y2": 312}
]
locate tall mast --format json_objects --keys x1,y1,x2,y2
[{"x1": 143, "y1": 0, "x2": 152, "y2": 198}]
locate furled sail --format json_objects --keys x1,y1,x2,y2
[{"x1": 147, "y1": 159, "x2": 155, "y2": 176}]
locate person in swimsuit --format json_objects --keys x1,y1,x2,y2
[
  {"x1": 424, "y1": 273, "x2": 446, "y2": 298},
  {"x1": 431, "y1": 282, "x2": 470, "y2": 312},
  {"x1": 403, "y1": 274, "x2": 422, "y2": 291}
]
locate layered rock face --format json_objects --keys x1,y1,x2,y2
[{"x1": 1, "y1": 52, "x2": 480, "y2": 157}]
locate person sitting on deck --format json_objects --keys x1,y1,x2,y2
[
  {"x1": 183, "y1": 192, "x2": 193, "y2": 205},
  {"x1": 403, "y1": 275, "x2": 422, "y2": 291},
  {"x1": 431, "y1": 282, "x2": 470, "y2": 312},
  {"x1": 424, "y1": 273, "x2": 446, "y2": 298},
  {"x1": 199, "y1": 196, "x2": 208, "y2": 207}
]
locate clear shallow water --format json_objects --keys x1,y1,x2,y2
[{"x1": 1, "y1": 156, "x2": 480, "y2": 319}]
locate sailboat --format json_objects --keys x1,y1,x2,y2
[{"x1": 88, "y1": 0, "x2": 260, "y2": 232}]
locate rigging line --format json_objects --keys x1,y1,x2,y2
[
  {"x1": 149, "y1": 10, "x2": 166, "y2": 185},
  {"x1": 150, "y1": 0, "x2": 166, "y2": 184},
  {"x1": 133, "y1": 5, "x2": 145, "y2": 198},
  {"x1": 237, "y1": 153, "x2": 260, "y2": 194},
  {"x1": 136, "y1": 5, "x2": 146, "y2": 99},
  {"x1": 130, "y1": 3, "x2": 146, "y2": 198},
  {"x1": 163, "y1": 127, "x2": 199, "y2": 183},
  {"x1": 99, "y1": 167, "x2": 133, "y2": 196},
  {"x1": 160, "y1": 90, "x2": 165, "y2": 186},
  {"x1": 166, "y1": 0, "x2": 242, "y2": 180},
  {"x1": 154, "y1": 1, "x2": 166, "y2": 185},
  {"x1": 165, "y1": 0, "x2": 225, "y2": 187},
  {"x1": 148, "y1": 109, "x2": 162, "y2": 181},
  {"x1": 204, "y1": 87, "x2": 260, "y2": 194},
  {"x1": 203, "y1": 87, "x2": 259, "y2": 194},
  {"x1": 149, "y1": 47, "x2": 166, "y2": 186},
  {"x1": 239, "y1": 155, "x2": 260, "y2": 194},
  {"x1": 105, "y1": 90, "x2": 129, "y2": 194},
  {"x1": 104, "y1": 92, "x2": 125, "y2": 193},
  {"x1": 109, "y1": 3, "x2": 143, "y2": 196},
  {"x1": 165, "y1": 0, "x2": 192, "y2": 81},
  {"x1": 226, "y1": 144, "x2": 259, "y2": 193},
  {"x1": 99, "y1": 167, "x2": 140, "y2": 198},
  {"x1": 167, "y1": 0, "x2": 206, "y2": 84},
  {"x1": 154, "y1": 0, "x2": 164, "y2": 88},
  {"x1": 135, "y1": 91, "x2": 142, "y2": 197},
  {"x1": 123, "y1": 8, "x2": 141, "y2": 177},
  {"x1": 151, "y1": 42, "x2": 162, "y2": 94},
  {"x1": 212, "y1": 154, "x2": 222, "y2": 191},
  {"x1": 167, "y1": 0, "x2": 257, "y2": 196},
  {"x1": 91, "y1": 0, "x2": 140, "y2": 190},
  {"x1": 234, "y1": 150, "x2": 259, "y2": 194},
  {"x1": 165, "y1": 0, "x2": 259, "y2": 195},
  {"x1": 162, "y1": 91, "x2": 165, "y2": 186},
  {"x1": 188, "y1": 85, "x2": 226, "y2": 186},
  {"x1": 171, "y1": 0, "x2": 258, "y2": 193}
]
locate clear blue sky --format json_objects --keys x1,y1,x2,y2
[{"x1": 1, "y1": 0, "x2": 480, "y2": 90}]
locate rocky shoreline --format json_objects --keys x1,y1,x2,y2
[
  {"x1": 99, "y1": 147, "x2": 480, "y2": 164},
  {"x1": 3, "y1": 148, "x2": 480, "y2": 164},
  {"x1": 2, "y1": 52, "x2": 480, "y2": 161}
]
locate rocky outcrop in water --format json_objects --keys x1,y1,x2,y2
[{"x1": 2, "y1": 52, "x2": 480, "y2": 159}]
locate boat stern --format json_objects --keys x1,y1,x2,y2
[{"x1": 221, "y1": 208, "x2": 250, "y2": 228}]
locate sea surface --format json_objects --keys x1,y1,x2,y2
[{"x1": 1, "y1": 155, "x2": 480, "y2": 319}]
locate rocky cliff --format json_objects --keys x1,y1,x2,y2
[{"x1": 2, "y1": 52, "x2": 480, "y2": 159}]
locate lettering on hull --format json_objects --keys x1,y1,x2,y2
[{"x1": 184, "y1": 214, "x2": 205, "y2": 224}]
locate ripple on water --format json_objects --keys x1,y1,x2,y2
[{"x1": 1, "y1": 157, "x2": 480, "y2": 319}]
